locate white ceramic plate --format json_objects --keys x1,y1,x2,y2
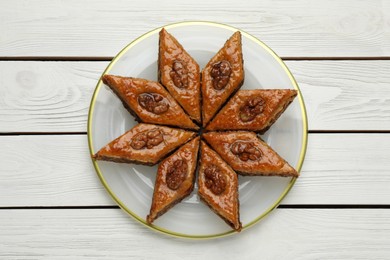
[{"x1": 88, "y1": 22, "x2": 308, "y2": 239}]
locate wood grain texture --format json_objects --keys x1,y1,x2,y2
[
  {"x1": 1, "y1": 60, "x2": 390, "y2": 132},
  {"x1": 0, "y1": 208, "x2": 389, "y2": 259},
  {"x1": 284, "y1": 133, "x2": 390, "y2": 204},
  {"x1": 1, "y1": 134, "x2": 389, "y2": 206},
  {"x1": 0, "y1": 135, "x2": 112, "y2": 206},
  {"x1": 0, "y1": 61, "x2": 106, "y2": 132},
  {"x1": 0, "y1": 0, "x2": 389, "y2": 57},
  {"x1": 287, "y1": 60, "x2": 390, "y2": 131}
]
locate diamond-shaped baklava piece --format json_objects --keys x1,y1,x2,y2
[
  {"x1": 147, "y1": 137, "x2": 200, "y2": 224},
  {"x1": 93, "y1": 123, "x2": 196, "y2": 166},
  {"x1": 203, "y1": 131, "x2": 298, "y2": 177},
  {"x1": 205, "y1": 89, "x2": 297, "y2": 133},
  {"x1": 198, "y1": 141, "x2": 242, "y2": 231},
  {"x1": 201, "y1": 31, "x2": 244, "y2": 126},
  {"x1": 102, "y1": 75, "x2": 199, "y2": 130},
  {"x1": 158, "y1": 28, "x2": 201, "y2": 123}
]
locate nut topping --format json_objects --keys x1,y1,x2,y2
[
  {"x1": 210, "y1": 60, "x2": 232, "y2": 90},
  {"x1": 169, "y1": 60, "x2": 189, "y2": 89},
  {"x1": 138, "y1": 93, "x2": 169, "y2": 114},
  {"x1": 166, "y1": 159, "x2": 188, "y2": 190},
  {"x1": 204, "y1": 165, "x2": 227, "y2": 195},
  {"x1": 130, "y1": 128, "x2": 164, "y2": 150},
  {"x1": 239, "y1": 96, "x2": 265, "y2": 122},
  {"x1": 230, "y1": 141, "x2": 262, "y2": 161}
]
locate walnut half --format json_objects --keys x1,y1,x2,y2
[
  {"x1": 138, "y1": 93, "x2": 169, "y2": 114},
  {"x1": 230, "y1": 141, "x2": 262, "y2": 161},
  {"x1": 210, "y1": 60, "x2": 232, "y2": 90},
  {"x1": 169, "y1": 60, "x2": 189, "y2": 89},
  {"x1": 204, "y1": 165, "x2": 227, "y2": 195},
  {"x1": 166, "y1": 159, "x2": 188, "y2": 190},
  {"x1": 130, "y1": 128, "x2": 164, "y2": 150},
  {"x1": 239, "y1": 96, "x2": 265, "y2": 122}
]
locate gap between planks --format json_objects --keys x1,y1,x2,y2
[
  {"x1": 1, "y1": 131, "x2": 390, "y2": 136},
  {"x1": 0, "y1": 132, "x2": 87, "y2": 136},
  {"x1": 1, "y1": 205, "x2": 390, "y2": 210},
  {"x1": 1, "y1": 57, "x2": 390, "y2": 62}
]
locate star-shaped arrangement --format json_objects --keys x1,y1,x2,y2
[{"x1": 93, "y1": 28, "x2": 299, "y2": 232}]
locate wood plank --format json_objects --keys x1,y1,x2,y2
[
  {"x1": 1, "y1": 134, "x2": 390, "y2": 206},
  {"x1": 1, "y1": 0, "x2": 389, "y2": 57},
  {"x1": 0, "y1": 135, "x2": 112, "y2": 206},
  {"x1": 0, "y1": 208, "x2": 389, "y2": 258},
  {"x1": 1, "y1": 60, "x2": 390, "y2": 132},
  {"x1": 287, "y1": 60, "x2": 390, "y2": 131},
  {"x1": 283, "y1": 133, "x2": 390, "y2": 204},
  {"x1": 0, "y1": 61, "x2": 106, "y2": 132}
]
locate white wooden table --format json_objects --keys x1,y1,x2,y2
[{"x1": 1, "y1": 1, "x2": 390, "y2": 258}]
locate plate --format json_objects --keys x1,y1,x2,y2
[{"x1": 88, "y1": 21, "x2": 308, "y2": 239}]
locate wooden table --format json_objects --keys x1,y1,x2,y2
[{"x1": 1, "y1": 1, "x2": 389, "y2": 258}]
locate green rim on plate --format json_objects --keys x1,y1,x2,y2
[{"x1": 87, "y1": 21, "x2": 308, "y2": 239}]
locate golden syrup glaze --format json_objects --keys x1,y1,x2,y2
[
  {"x1": 203, "y1": 131, "x2": 298, "y2": 177},
  {"x1": 159, "y1": 29, "x2": 201, "y2": 123},
  {"x1": 102, "y1": 75, "x2": 199, "y2": 130},
  {"x1": 147, "y1": 137, "x2": 200, "y2": 223},
  {"x1": 198, "y1": 141, "x2": 241, "y2": 231},
  {"x1": 201, "y1": 31, "x2": 244, "y2": 126},
  {"x1": 205, "y1": 89, "x2": 297, "y2": 132},
  {"x1": 94, "y1": 123, "x2": 196, "y2": 165}
]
